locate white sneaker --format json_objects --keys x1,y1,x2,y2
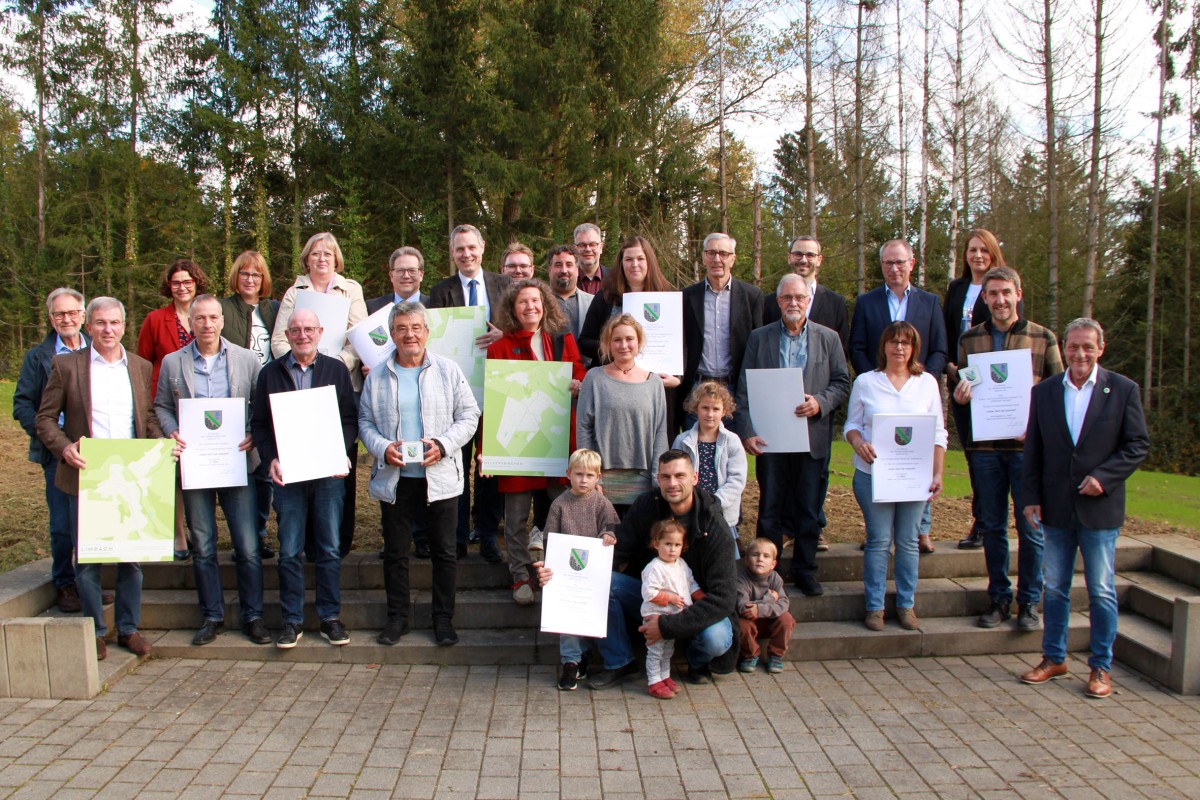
[
  {"x1": 529, "y1": 527, "x2": 545, "y2": 555},
  {"x1": 513, "y1": 581, "x2": 535, "y2": 605}
]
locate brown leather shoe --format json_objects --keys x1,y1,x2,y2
[
  {"x1": 57, "y1": 584, "x2": 82, "y2": 613},
  {"x1": 1086, "y1": 668, "x2": 1112, "y2": 698},
  {"x1": 897, "y1": 607, "x2": 921, "y2": 630},
  {"x1": 864, "y1": 610, "x2": 885, "y2": 631},
  {"x1": 101, "y1": 591, "x2": 115, "y2": 605},
  {"x1": 918, "y1": 535, "x2": 935, "y2": 554},
  {"x1": 1020, "y1": 658, "x2": 1068, "y2": 684},
  {"x1": 95, "y1": 636, "x2": 107, "y2": 661},
  {"x1": 117, "y1": 631, "x2": 152, "y2": 657}
]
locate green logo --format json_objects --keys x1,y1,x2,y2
[
  {"x1": 204, "y1": 411, "x2": 222, "y2": 431},
  {"x1": 894, "y1": 426, "x2": 912, "y2": 446},
  {"x1": 643, "y1": 303, "x2": 660, "y2": 323},
  {"x1": 368, "y1": 326, "x2": 389, "y2": 346},
  {"x1": 569, "y1": 549, "x2": 589, "y2": 571},
  {"x1": 991, "y1": 363, "x2": 1008, "y2": 383}
]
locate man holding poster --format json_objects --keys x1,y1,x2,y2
[
  {"x1": 252, "y1": 308, "x2": 358, "y2": 649},
  {"x1": 952, "y1": 267, "x2": 1062, "y2": 632},
  {"x1": 735, "y1": 274, "x2": 849, "y2": 596},
  {"x1": 35, "y1": 297, "x2": 164, "y2": 661},
  {"x1": 154, "y1": 295, "x2": 268, "y2": 647}
]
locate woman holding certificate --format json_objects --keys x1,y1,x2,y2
[
  {"x1": 485, "y1": 279, "x2": 586, "y2": 605},
  {"x1": 270, "y1": 232, "x2": 368, "y2": 557},
  {"x1": 576, "y1": 314, "x2": 669, "y2": 517},
  {"x1": 844, "y1": 321, "x2": 947, "y2": 632}
]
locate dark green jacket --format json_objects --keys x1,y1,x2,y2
[{"x1": 219, "y1": 294, "x2": 279, "y2": 353}]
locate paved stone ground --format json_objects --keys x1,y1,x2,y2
[{"x1": 0, "y1": 653, "x2": 1198, "y2": 799}]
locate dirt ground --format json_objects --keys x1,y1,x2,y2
[{"x1": 2, "y1": 410, "x2": 1194, "y2": 570}]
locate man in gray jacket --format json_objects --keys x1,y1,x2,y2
[
  {"x1": 359, "y1": 302, "x2": 481, "y2": 647},
  {"x1": 735, "y1": 274, "x2": 850, "y2": 596},
  {"x1": 155, "y1": 295, "x2": 268, "y2": 647}
]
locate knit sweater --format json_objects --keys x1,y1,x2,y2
[
  {"x1": 736, "y1": 566, "x2": 790, "y2": 619},
  {"x1": 576, "y1": 368, "x2": 668, "y2": 472},
  {"x1": 545, "y1": 489, "x2": 620, "y2": 540}
]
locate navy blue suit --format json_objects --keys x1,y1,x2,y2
[{"x1": 849, "y1": 285, "x2": 949, "y2": 378}]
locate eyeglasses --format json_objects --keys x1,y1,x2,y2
[
  {"x1": 287, "y1": 326, "x2": 320, "y2": 337},
  {"x1": 789, "y1": 251, "x2": 821, "y2": 259},
  {"x1": 888, "y1": 340, "x2": 913, "y2": 349},
  {"x1": 778, "y1": 294, "x2": 810, "y2": 303},
  {"x1": 575, "y1": 241, "x2": 602, "y2": 249},
  {"x1": 169, "y1": 279, "x2": 196, "y2": 289},
  {"x1": 882, "y1": 259, "x2": 911, "y2": 269},
  {"x1": 237, "y1": 271, "x2": 262, "y2": 280},
  {"x1": 390, "y1": 267, "x2": 422, "y2": 275},
  {"x1": 50, "y1": 309, "x2": 82, "y2": 320},
  {"x1": 703, "y1": 250, "x2": 735, "y2": 259},
  {"x1": 392, "y1": 325, "x2": 427, "y2": 335}
]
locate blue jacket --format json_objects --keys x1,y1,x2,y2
[
  {"x1": 13, "y1": 332, "x2": 88, "y2": 465},
  {"x1": 849, "y1": 285, "x2": 949, "y2": 378}
]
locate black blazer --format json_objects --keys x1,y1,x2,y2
[
  {"x1": 849, "y1": 285, "x2": 949, "y2": 378},
  {"x1": 943, "y1": 275, "x2": 1024, "y2": 387},
  {"x1": 366, "y1": 292, "x2": 430, "y2": 316},
  {"x1": 427, "y1": 272, "x2": 511, "y2": 325},
  {"x1": 681, "y1": 277, "x2": 763, "y2": 398},
  {"x1": 577, "y1": 293, "x2": 616, "y2": 363},
  {"x1": 1022, "y1": 367, "x2": 1149, "y2": 530},
  {"x1": 763, "y1": 283, "x2": 850, "y2": 355}
]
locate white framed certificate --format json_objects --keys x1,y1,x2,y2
[
  {"x1": 870, "y1": 413, "x2": 937, "y2": 502},
  {"x1": 294, "y1": 291, "x2": 351, "y2": 357},
  {"x1": 178, "y1": 397, "x2": 247, "y2": 490},
  {"x1": 347, "y1": 302, "x2": 396, "y2": 371},
  {"x1": 966, "y1": 348, "x2": 1034, "y2": 441},
  {"x1": 745, "y1": 368, "x2": 810, "y2": 452},
  {"x1": 540, "y1": 533, "x2": 615, "y2": 638},
  {"x1": 625, "y1": 291, "x2": 684, "y2": 375},
  {"x1": 269, "y1": 385, "x2": 348, "y2": 484},
  {"x1": 77, "y1": 439, "x2": 175, "y2": 563}
]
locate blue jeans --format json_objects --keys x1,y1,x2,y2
[
  {"x1": 1042, "y1": 522, "x2": 1119, "y2": 672},
  {"x1": 43, "y1": 460, "x2": 76, "y2": 588},
  {"x1": 274, "y1": 477, "x2": 344, "y2": 624},
  {"x1": 756, "y1": 452, "x2": 828, "y2": 580},
  {"x1": 68, "y1": 495, "x2": 141, "y2": 638},
  {"x1": 972, "y1": 450, "x2": 1043, "y2": 605},
  {"x1": 597, "y1": 572, "x2": 733, "y2": 670},
  {"x1": 182, "y1": 484, "x2": 263, "y2": 623},
  {"x1": 559, "y1": 634, "x2": 589, "y2": 664},
  {"x1": 854, "y1": 470, "x2": 923, "y2": 611}
]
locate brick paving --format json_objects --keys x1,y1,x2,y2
[{"x1": 0, "y1": 653, "x2": 1198, "y2": 798}]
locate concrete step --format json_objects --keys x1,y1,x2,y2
[
  {"x1": 1114, "y1": 613, "x2": 1174, "y2": 687},
  {"x1": 1146, "y1": 537, "x2": 1200, "y2": 591},
  {"x1": 1122, "y1": 572, "x2": 1200, "y2": 629}
]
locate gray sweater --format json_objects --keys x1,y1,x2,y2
[{"x1": 575, "y1": 368, "x2": 668, "y2": 472}]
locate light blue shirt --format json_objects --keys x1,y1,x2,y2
[
  {"x1": 887, "y1": 284, "x2": 913, "y2": 322},
  {"x1": 55, "y1": 335, "x2": 86, "y2": 427},
  {"x1": 779, "y1": 321, "x2": 808, "y2": 370},
  {"x1": 393, "y1": 291, "x2": 421, "y2": 305},
  {"x1": 190, "y1": 341, "x2": 230, "y2": 400},
  {"x1": 389, "y1": 361, "x2": 425, "y2": 478},
  {"x1": 698, "y1": 278, "x2": 733, "y2": 378}
]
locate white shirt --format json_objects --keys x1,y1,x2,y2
[
  {"x1": 886, "y1": 284, "x2": 913, "y2": 322},
  {"x1": 1063, "y1": 365, "x2": 1099, "y2": 445},
  {"x1": 844, "y1": 370, "x2": 948, "y2": 474},
  {"x1": 457, "y1": 271, "x2": 490, "y2": 320},
  {"x1": 89, "y1": 346, "x2": 135, "y2": 440}
]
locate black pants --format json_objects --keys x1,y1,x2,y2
[
  {"x1": 381, "y1": 478, "x2": 458, "y2": 624},
  {"x1": 457, "y1": 436, "x2": 502, "y2": 546}
]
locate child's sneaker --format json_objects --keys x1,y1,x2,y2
[
  {"x1": 663, "y1": 676, "x2": 679, "y2": 693},
  {"x1": 648, "y1": 680, "x2": 675, "y2": 699},
  {"x1": 738, "y1": 657, "x2": 759, "y2": 673},
  {"x1": 558, "y1": 662, "x2": 581, "y2": 691},
  {"x1": 529, "y1": 527, "x2": 545, "y2": 555},
  {"x1": 767, "y1": 655, "x2": 785, "y2": 674}
]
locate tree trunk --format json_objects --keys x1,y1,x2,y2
[
  {"x1": 948, "y1": 0, "x2": 965, "y2": 282},
  {"x1": 853, "y1": 1, "x2": 866, "y2": 295},
  {"x1": 918, "y1": 0, "x2": 931, "y2": 287},
  {"x1": 1145, "y1": 0, "x2": 1169, "y2": 412},
  {"x1": 896, "y1": 0, "x2": 907, "y2": 241},
  {"x1": 752, "y1": 182, "x2": 762, "y2": 287},
  {"x1": 1082, "y1": 0, "x2": 1105, "y2": 318},
  {"x1": 804, "y1": 0, "x2": 817, "y2": 237},
  {"x1": 1043, "y1": 0, "x2": 1060, "y2": 332}
]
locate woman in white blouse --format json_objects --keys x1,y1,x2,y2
[{"x1": 844, "y1": 321, "x2": 947, "y2": 632}]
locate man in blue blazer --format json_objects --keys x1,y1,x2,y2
[
  {"x1": 849, "y1": 239, "x2": 949, "y2": 552},
  {"x1": 366, "y1": 247, "x2": 430, "y2": 315},
  {"x1": 1018, "y1": 318, "x2": 1149, "y2": 699},
  {"x1": 735, "y1": 274, "x2": 850, "y2": 595}
]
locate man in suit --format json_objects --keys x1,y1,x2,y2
[
  {"x1": 500, "y1": 242, "x2": 536, "y2": 280},
  {"x1": 428, "y1": 224, "x2": 510, "y2": 562},
  {"x1": 366, "y1": 247, "x2": 429, "y2": 315},
  {"x1": 763, "y1": 235, "x2": 850, "y2": 354},
  {"x1": 681, "y1": 233, "x2": 764, "y2": 432},
  {"x1": 1018, "y1": 318, "x2": 1149, "y2": 699},
  {"x1": 735, "y1": 274, "x2": 850, "y2": 595},
  {"x1": 573, "y1": 222, "x2": 605, "y2": 295},
  {"x1": 548, "y1": 244, "x2": 593, "y2": 342},
  {"x1": 13, "y1": 288, "x2": 90, "y2": 612},
  {"x1": 35, "y1": 297, "x2": 164, "y2": 661},
  {"x1": 154, "y1": 295, "x2": 268, "y2": 647},
  {"x1": 850, "y1": 239, "x2": 949, "y2": 552},
  {"x1": 252, "y1": 308, "x2": 358, "y2": 649}
]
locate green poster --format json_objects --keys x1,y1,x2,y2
[
  {"x1": 481, "y1": 360, "x2": 572, "y2": 477},
  {"x1": 77, "y1": 439, "x2": 176, "y2": 563},
  {"x1": 425, "y1": 306, "x2": 488, "y2": 409}
]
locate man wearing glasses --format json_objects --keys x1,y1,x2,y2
[
  {"x1": 849, "y1": 239, "x2": 949, "y2": 554},
  {"x1": 681, "y1": 233, "x2": 764, "y2": 431},
  {"x1": 13, "y1": 288, "x2": 90, "y2": 612},
  {"x1": 573, "y1": 223, "x2": 605, "y2": 295},
  {"x1": 763, "y1": 236, "x2": 849, "y2": 355},
  {"x1": 367, "y1": 247, "x2": 429, "y2": 314}
]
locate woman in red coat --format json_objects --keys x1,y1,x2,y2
[{"x1": 485, "y1": 279, "x2": 586, "y2": 605}]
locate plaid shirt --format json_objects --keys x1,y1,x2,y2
[{"x1": 958, "y1": 318, "x2": 1064, "y2": 451}]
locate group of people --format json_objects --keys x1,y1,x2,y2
[{"x1": 13, "y1": 222, "x2": 1150, "y2": 701}]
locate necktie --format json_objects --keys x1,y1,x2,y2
[{"x1": 468, "y1": 279, "x2": 478, "y2": 307}]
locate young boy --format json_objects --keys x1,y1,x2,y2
[
  {"x1": 737, "y1": 538, "x2": 796, "y2": 673},
  {"x1": 544, "y1": 448, "x2": 621, "y2": 690}
]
